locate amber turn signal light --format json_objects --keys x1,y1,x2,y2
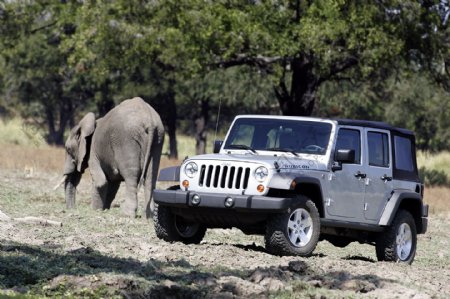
[
  {"x1": 257, "y1": 184, "x2": 265, "y2": 192},
  {"x1": 290, "y1": 180, "x2": 297, "y2": 189},
  {"x1": 182, "y1": 180, "x2": 190, "y2": 188}
]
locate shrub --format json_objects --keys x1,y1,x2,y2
[{"x1": 419, "y1": 167, "x2": 449, "y2": 187}]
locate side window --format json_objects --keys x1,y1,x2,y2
[
  {"x1": 335, "y1": 129, "x2": 361, "y2": 164},
  {"x1": 394, "y1": 136, "x2": 414, "y2": 171},
  {"x1": 368, "y1": 132, "x2": 389, "y2": 167}
]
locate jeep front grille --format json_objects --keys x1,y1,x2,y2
[{"x1": 198, "y1": 165, "x2": 251, "y2": 190}]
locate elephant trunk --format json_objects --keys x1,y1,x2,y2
[{"x1": 64, "y1": 172, "x2": 82, "y2": 209}]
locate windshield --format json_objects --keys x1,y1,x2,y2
[{"x1": 223, "y1": 118, "x2": 332, "y2": 155}]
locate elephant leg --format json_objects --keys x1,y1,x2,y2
[
  {"x1": 144, "y1": 139, "x2": 163, "y2": 219},
  {"x1": 89, "y1": 162, "x2": 108, "y2": 210},
  {"x1": 104, "y1": 181, "x2": 121, "y2": 209},
  {"x1": 122, "y1": 179, "x2": 138, "y2": 218},
  {"x1": 91, "y1": 181, "x2": 108, "y2": 210}
]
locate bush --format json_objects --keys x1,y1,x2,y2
[{"x1": 419, "y1": 167, "x2": 449, "y2": 187}]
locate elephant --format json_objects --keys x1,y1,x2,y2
[{"x1": 61, "y1": 97, "x2": 164, "y2": 218}]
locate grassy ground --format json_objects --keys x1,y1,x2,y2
[{"x1": 0, "y1": 169, "x2": 449, "y2": 298}]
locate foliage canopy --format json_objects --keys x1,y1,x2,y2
[{"x1": 0, "y1": 0, "x2": 448, "y2": 153}]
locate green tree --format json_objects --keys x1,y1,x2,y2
[
  {"x1": 177, "y1": 66, "x2": 276, "y2": 154},
  {"x1": 317, "y1": 70, "x2": 450, "y2": 152},
  {"x1": 0, "y1": 1, "x2": 90, "y2": 144},
  {"x1": 2, "y1": 0, "x2": 448, "y2": 154}
]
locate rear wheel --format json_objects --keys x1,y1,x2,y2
[
  {"x1": 375, "y1": 210, "x2": 417, "y2": 264},
  {"x1": 265, "y1": 195, "x2": 320, "y2": 256},
  {"x1": 154, "y1": 204, "x2": 206, "y2": 244}
]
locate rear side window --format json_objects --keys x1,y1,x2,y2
[
  {"x1": 392, "y1": 133, "x2": 419, "y2": 181},
  {"x1": 394, "y1": 136, "x2": 414, "y2": 171},
  {"x1": 336, "y1": 129, "x2": 361, "y2": 164},
  {"x1": 368, "y1": 132, "x2": 389, "y2": 167}
]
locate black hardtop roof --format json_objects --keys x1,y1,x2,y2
[
  {"x1": 234, "y1": 115, "x2": 415, "y2": 136},
  {"x1": 336, "y1": 119, "x2": 414, "y2": 136}
]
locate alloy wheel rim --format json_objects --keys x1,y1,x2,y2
[
  {"x1": 396, "y1": 223, "x2": 413, "y2": 261},
  {"x1": 287, "y1": 208, "x2": 313, "y2": 247}
]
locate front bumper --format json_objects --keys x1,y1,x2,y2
[{"x1": 153, "y1": 189, "x2": 291, "y2": 211}]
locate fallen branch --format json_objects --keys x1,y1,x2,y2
[
  {"x1": 0, "y1": 209, "x2": 62, "y2": 226},
  {"x1": 0, "y1": 210, "x2": 11, "y2": 222},
  {"x1": 14, "y1": 217, "x2": 63, "y2": 227}
]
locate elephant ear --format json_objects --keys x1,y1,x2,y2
[{"x1": 77, "y1": 112, "x2": 96, "y2": 172}]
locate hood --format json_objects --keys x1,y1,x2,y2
[{"x1": 185, "y1": 153, "x2": 328, "y2": 171}]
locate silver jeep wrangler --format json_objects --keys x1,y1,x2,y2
[{"x1": 153, "y1": 115, "x2": 428, "y2": 264}]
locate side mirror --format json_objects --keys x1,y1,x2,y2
[
  {"x1": 213, "y1": 140, "x2": 223, "y2": 154},
  {"x1": 334, "y1": 149, "x2": 355, "y2": 163}
]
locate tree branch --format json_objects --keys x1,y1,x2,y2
[
  {"x1": 29, "y1": 21, "x2": 58, "y2": 34},
  {"x1": 0, "y1": 209, "x2": 62, "y2": 226},
  {"x1": 319, "y1": 56, "x2": 359, "y2": 84},
  {"x1": 213, "y1": 54, "x2": 291, "y2": 69}
]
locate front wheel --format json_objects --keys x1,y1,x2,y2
[
  {"x1": 153, "y1": 204, "x2": 206, "y2": 244},
  {"x1": 375, "y1": 210, "x2": 417, "y2": 264},
  {"x1": 265, "y1": 195, "x2": 320, "y2": 256}
]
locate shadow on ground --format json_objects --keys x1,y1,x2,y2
[{"x1": 0, "y1": 240, "x2": 395, "y2": 298}]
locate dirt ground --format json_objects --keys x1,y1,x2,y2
[{"x1": 1, "y1": 168, "x2": 449, "y2": 298}]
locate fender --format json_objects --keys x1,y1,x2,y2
[
  {"x1": 292, "y1": 176, "x2": 323, "y2": 192},
  {"x1": 157, "y1": 166, "x2": 181, "y2": 182},
  {"x1": 378, "y1": 190, "x2": 423, "y2": 226},
  {"x1": 268, "y1": 173, "x2": 323, "y2": 192}
]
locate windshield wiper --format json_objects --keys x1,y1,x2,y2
[
  {"x1": 266, "y1": 147, "x2": 299, "y2": 157},
  {"x1": 228, "y1": 144, "x2": 258, "y2": 154}
]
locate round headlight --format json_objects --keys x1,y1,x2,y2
[
  {"x1": 254, "y1": 166, "x2": 269, "y2": 182},
  {"x1": 184, "y1": 162, "x2": 198, "y2": 178}
]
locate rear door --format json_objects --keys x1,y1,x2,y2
[{"x1": 363, "y1": 129, "x2": 393, "y2": 222}]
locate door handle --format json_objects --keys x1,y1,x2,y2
[
  {"x1": 354, "y1": 171, "x2": 367, "y2": 179},
  {"x1": 381, "y1": 174, "x2": 392, "y2": 181}
]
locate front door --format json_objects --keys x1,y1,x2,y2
[
  {"x1": 327, "y1": 127, "x2": 365, "y2": 220},
  {"x1": 363, "y1": 129, "x2": 393, "y2": 222}
]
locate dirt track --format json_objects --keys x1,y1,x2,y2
[{"x1": 1, "y1": 169, "x2": 449, "y2": 298}]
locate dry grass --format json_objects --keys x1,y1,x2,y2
[
  {"x1": 424, "y1": 187, "x2": 450, "y2": 214},
  {"x1": 0, "y1": 118, "x2": 183, "y2": 174},
  {"x1": 0, "y1": 143, "x2": 180, "y2": 176},
  {"x1": 0, "y1": 144, "x2": 65, "y2": 174},
  {"x1": 417, "y1": 151, "x2": 450, "y2": 176},
  {"x1": 0, "y1": 118, "x2": 47, "y2": 147}
]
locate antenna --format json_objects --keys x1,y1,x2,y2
[{"x1": 213, "y1": 97, "x2": 222, "y2": 142}]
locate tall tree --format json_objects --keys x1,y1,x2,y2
[
  {"x1": 178, "y1": 66, "x2": 276, "y2": 154},
  {"x1": 207, "y1": 1, "x2": 448, "y2": 116},
  {"x1": 0, "y1": 1, "x2": 90, "y2": 144}
]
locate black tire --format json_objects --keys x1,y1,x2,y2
[
  {"x1": 153, "y1": 203, "x2": 206, "y2": 244},
  {"x1": 375, "y1": 210, "x2": 417, "y2": 264},
  {"x1": 265, "y1": 195, "x2": 320, "y2": 256}
]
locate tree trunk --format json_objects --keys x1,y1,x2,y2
[
  {"x1": 275, "y1": 56, "x2": 319, "y2": 116},
  {"x1": 97, "y1": 81, "x2": 115, "y2": 117},
  {"x1": 45, "y1": 106, "x2": 58, "y2": 144},
  {"x1": 166, "y1": 93, "x2": 178, "y2": 160},
  {"x1": 195, "y1": 99, "x2": 209, "y2": 155},
  {"x1": 45, "y1": 97, "x2": 75, "y2": 145}
]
